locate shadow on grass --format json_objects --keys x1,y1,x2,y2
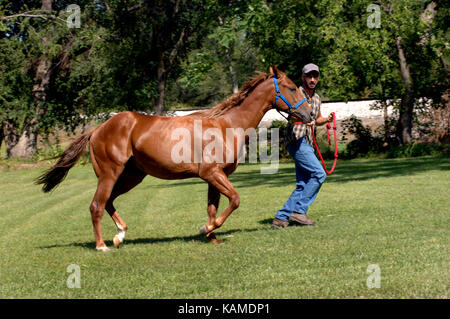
[
  {"x1": 259, "y1": 218, "x2": 274, "y2": 225},
  {"x1": 119, "y1": 157, "x2": 449, "y2": 191},
  {"x1": 38, "y1": 218, "x2": 313, "y2": 250},
  {"x1": 230, "y1": 156, "x2": 450, "y2": 188},
  {"x1": 38, "y1": 226, "x2": 271, "y2": 250},
  {"x1": 140, "y1": 178, "x2": 205, "y2": 190}
]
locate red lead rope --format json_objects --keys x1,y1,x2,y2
[{"x1": 296, "y1": 112, "x2": 338, "y2": 175}]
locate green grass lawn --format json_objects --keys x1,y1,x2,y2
[{"x1": 0, "y1": 156, "x2": 448, "y2": 298}]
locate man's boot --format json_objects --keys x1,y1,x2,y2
[
  {"x1": 289, "y1": 212, "x2": 315, "y2": 226},
  {"x1": 271, "y1": 218, "x2": 289, "y2": 229}
]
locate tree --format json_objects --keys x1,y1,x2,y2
[
  {"x1": 0, "y1": 0, "x2": 215, "y2": 158},
  {"x1": 245, "y1": 0, "x2": 448, "y2": 144},
  {"x1": 0, "y1": 0, "x2": 101, "y2": 158},
  {"x1": 1, "y1": 0, "x2": 446, "y2": 160},
  {"x1": 169, "y1": 0, "x2": 264, "y2": 108},
  {"x1": 110, "y1": 0, "x2": 215, "y2": 114}
]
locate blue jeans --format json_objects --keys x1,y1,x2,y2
[{"x1": 275, "y1": 137, "x2": 326, "y2": 221}]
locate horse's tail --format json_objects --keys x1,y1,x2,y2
[{"x1": 35, "y1": 131, "x2": 93, "y2": 193}]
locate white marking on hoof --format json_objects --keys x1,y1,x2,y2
[
  {"x1": 96, "y1": 246, "x2": 110, "y2": 252},
  {"x1": 113, "y1": 231, "x2": 126, "y2": 248},
  {"x1": 199, "y1": 225, "x2": 207, "y2": 235},
  {"x1": 113, "y1": 223, "x2": 126, "y2": 248}
]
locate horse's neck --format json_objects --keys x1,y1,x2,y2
[{"x1": 220, "y1": 83, "x2": 272, "y2": 129}]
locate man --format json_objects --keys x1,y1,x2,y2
[{"x1": 272, "y1": 63, "x2": 333, "y2": 229}]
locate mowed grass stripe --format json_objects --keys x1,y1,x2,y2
[
  {"x1": 0, "y1": 157, "x2": 448, "y2": 298},
  {"x1": 0, "y1": 176, "x2": 95, "y2": 231},
  {"x1": 0, "y1": 186, "x2": 95, "y2": 244},
  {"x1": 0, "y1": 177, "x2": 95, "y2": 216},
  {"x1": 114, "y1": 177, "x2": 208, "y2": 241}
]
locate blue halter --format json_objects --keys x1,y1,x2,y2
[{"x1": 272, "y1": 75, "x2": 308, "y2": 114}]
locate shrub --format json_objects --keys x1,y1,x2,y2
[
  {"x1": 268, "y1": 120, "x2": 290, "y2": 159},
  {"x1": 386, "y1": 143, "x2": 449, "y2": 158},
  {"x1": 341, "y1": 116, "x2": 384, "y2": 159}
]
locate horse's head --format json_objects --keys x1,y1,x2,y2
[{"x1": 270, "y1": 65, "x2": 314, "y2": 124}]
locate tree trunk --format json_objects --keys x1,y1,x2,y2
[
  {"x1": 11, "y1": 49, "x2": 52, "y2": 158},
  {"x1": 0, "y1": 123, "x2": 3, "y2": 149},
  {"x1": 218, "y1": 15, "x2": 239, "y2": 94},
  {"x1": 8, "y1": 0, "x2": 53, "y2": 158},
  {"x1": 2, "y1": 120, "x2": 19, "y2": 158},
  {"x1": 8, "y1": 62, "x2": 48, "y2": 158},
  {"x1": 226, "y1": 46, "x2": 239, "y2": 94},
  {"x1": 155, "y1": 59, "x2": 167, "y2": 115},
  {"x1": 397, "y1": 97, "x2": 414, "y2": 144},
  {"x1": 8, "y1": 121, "x2": 38, "y2": 159},
  {"x1": 41, "y1": 0, "x2": 51, "y2": 10},
  {"x1": 395, "y1": 36, "x2": 414, "y2": 144},
  {"x1": 382, "y1": 98, "x2": 389, "y2": 142},
  {"x1": 153, "y1": 25, "x2": 185, "y2": 115}
]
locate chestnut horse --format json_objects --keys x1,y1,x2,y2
[{"x1": 36, "y1": 66, "x2": 313, "y2": 251}]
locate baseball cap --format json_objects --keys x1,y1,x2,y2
[{"x1": 302, "y1": 63, "x2": 320, "y2": 74}]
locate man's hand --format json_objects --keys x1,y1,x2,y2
[
  {"x1": 306, "y1": 120, "x2": 315, "y2": 127},
  {"x1": 327, "y1": 113, "x2": 333, "y2": 122},
  {"x1": 314, "y1": 113, "x2": 333, "y2": 126}
]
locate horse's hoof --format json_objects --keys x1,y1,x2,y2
[
  {"x1": 199, "y1": 225, "x2": 207, "y2": 235},
  {"x1": 206, "y1": 233, "x2": 223, "y2": 244},
  {"x1": 96, "y1": 246, "x2": 110, "y2": 252},
  {"x1": 113, "y1": 230, "x2": 126, "y2": 248},
  {"x1": 208, "y1": 238, "x2": 223, "y2": 244},
  {"x1": 113, "y1": 235, "x2": 121, "y2": 248},
  {"x1": 200, "y1": 224, "x2": 215, "y2": 235}
]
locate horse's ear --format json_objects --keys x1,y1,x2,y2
[{"x1": 270, "y1": 65, "x2": 280, "y2": 78}]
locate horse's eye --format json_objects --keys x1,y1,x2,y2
[{"x1": 289, "y1": 87, "x2": 296, "y2": 92}]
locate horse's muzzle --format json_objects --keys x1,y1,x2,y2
[{"x1": 293, "y1": 109, "x2": 313, "y2": 124}]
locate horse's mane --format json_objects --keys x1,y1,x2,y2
[{"x1": 191, "y1": 71, "x2": 271, "y2": 118}]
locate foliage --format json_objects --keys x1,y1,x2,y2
[
  {"x1": 0, "y1": 0, "x2": 108, "y2": 156},
  {"x1": 0, "y1": 0, "x2": 218, "y2": 157},
  {"x1": 386, "y1": 142, "x2": 449, "y2": 158},
  {"x1": 341, "y1": 115, "x2": 386, "y2": 158},
  {"x1": 341, "y1": 114, "x2": 450, "y2": 159},
  {"x1": 0, "y1": 0, "x2": 448, "y2": 158},
  {"x1": 245, "y1": 0, "x2": 448, "y2": 144},
  {"x1": 167, "y1": 0, "x2": 264, "y2": 108},
  {"x1": 268, "y1": 120, "x2": 289, "y2": 159},
  {"x1": 0, "y1": 36, "x2": 33, "y2": 126}
]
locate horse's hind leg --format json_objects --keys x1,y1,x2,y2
[
  {"x1": 89, "y1": 140, "x2": 128, "y2": 251},
  {"x1": 105, "y1": 158, "x2": 146, "y2": 248},
  {"x1": 90, "y1": 173, "x2": 123, "y2": 251}
]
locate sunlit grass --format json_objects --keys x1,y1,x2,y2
[{"x1": 0, "y1": 156, "x2": 448, "y2": 298}]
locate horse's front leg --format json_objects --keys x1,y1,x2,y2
[
  {"x1": 200, "y1": 168, "x2": 240, "y2": 241},
  {"x1": 204, "y1": 184, "x2": 221, "y2": 243}
]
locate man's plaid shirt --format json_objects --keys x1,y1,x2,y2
[{"x1": 285, "y1": 86, "x2": 321, "y2": 147}]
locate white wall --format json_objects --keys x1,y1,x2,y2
[{"x1": 171, "y1": 99, "x2": 394, "y2": 127}]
